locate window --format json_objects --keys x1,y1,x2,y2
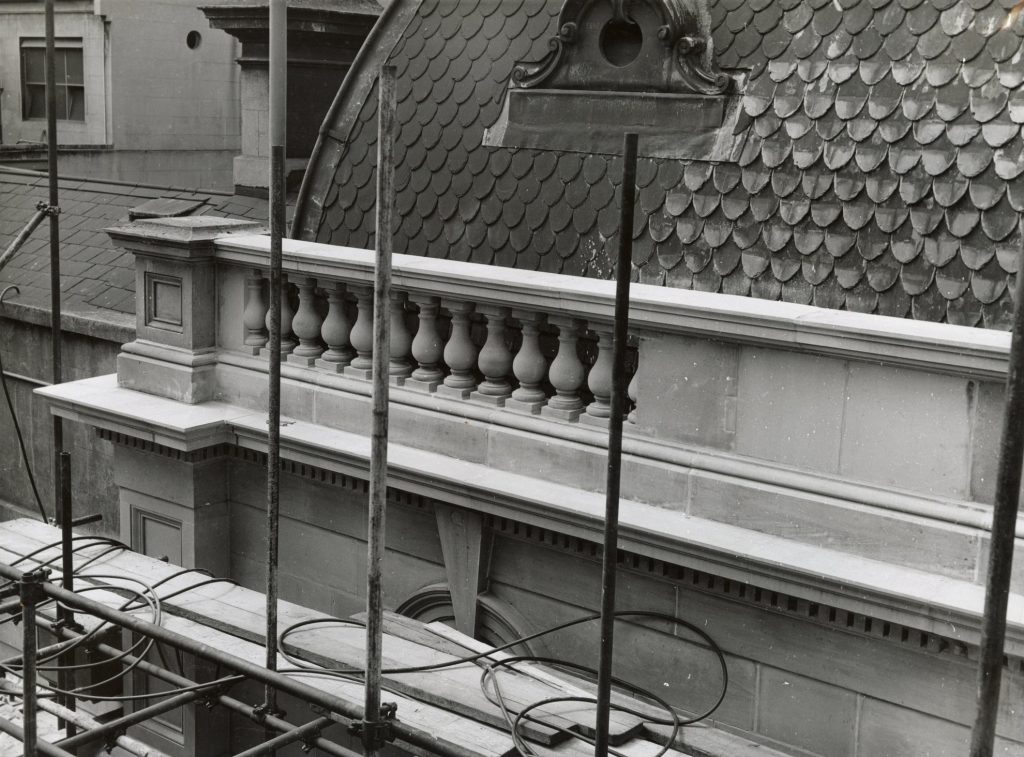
[{"x1": 20, "y1": 38, "x2": 84, "y2": 121}]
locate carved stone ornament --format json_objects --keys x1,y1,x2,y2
[{"x1": 510, "y1": 0, "x2": 731, "y2": 95}]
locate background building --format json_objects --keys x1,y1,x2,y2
[{"x1": 0, "y1": 0, "x2": 241, "y2": 189}]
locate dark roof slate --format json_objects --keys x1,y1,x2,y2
[
  {"x1": 0, "y1": 168, "x2": 267, "y2": 319},
  {"x1": 300, "y1": 0, "x2": 1024, "y2": 329}
]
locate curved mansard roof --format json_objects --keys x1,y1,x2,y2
[{"x1": 294, "y1": 0, "x2": 1024, "y2": 329}]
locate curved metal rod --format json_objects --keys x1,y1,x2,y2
[{"x1": 0, "y1": 284, "x2": 21, "y2": 304}]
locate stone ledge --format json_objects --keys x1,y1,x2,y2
[
  {"x1": 0, "y1": 299, "x2": 135, "y2": 343},
  {"x1": 37, "y1": 374, "x2": 246, "y2": 451},
  {"x1": 34, "y1": 375, "x2": 1024, "y2": 658}
]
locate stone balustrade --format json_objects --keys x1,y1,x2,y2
[{"x1": 221, "y1": 247, "x2": 637, "y2": 426}]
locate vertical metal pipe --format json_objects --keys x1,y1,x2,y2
[
  {"x1": 594, "y1": 133, "x2": 638, "y2": 757},
  {"x1": 44, "y1": 0, "x2": 63, "y2": 523},
  {"x1": 263, "y1": 0, "x2": 287, "y2": 720},
  {"x1": 363, "y1": 65, "x2": 397, "y2": 757},
  {"x1": 21, "y1": 571, "x2": 43, "y2": 757},
  {"x1": 57, "y1": 452, "x2": 75, "y2": 739},
  {"x1": 58, "y1": 453, "x2": 73, "y2": 601},
  {"x1": 969, "y1": 267, "x2": 1024, "y2": 757}
]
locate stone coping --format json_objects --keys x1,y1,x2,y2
[
  {"x1": 215, "y1": 234, "x2": 1011, "y2": 380},
  {"x1": 36, "y1": 374, "x2": 1024, "y2": 656},
  {"x1": 0, "y1": 299, "x2": 135, "y2": 343}
]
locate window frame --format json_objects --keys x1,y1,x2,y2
[{"x1": 20, "y1": 37, "x2": 85, "y2": 122}]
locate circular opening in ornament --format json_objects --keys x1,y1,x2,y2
[
  {"x1": 186, "y1": 31, "x2": 202, "y2": 50},
  {"x1": 600, "y1": 17, "x2": 643, "y2": 67}
]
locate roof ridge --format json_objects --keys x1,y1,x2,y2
[{"x1": 0, "y1": 166, "x2": 235, "y2": 198}]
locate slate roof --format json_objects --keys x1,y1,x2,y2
[
  {"x1": 0, "y1": 167, "x2": 267, "y2": 319},
  {"x1": 295, "y1": 0, "x2": 1024, "y2": 330}
]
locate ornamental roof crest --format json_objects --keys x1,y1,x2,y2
[{"x1": 510, "y1": 0, "x2": 731, "y2": 96}]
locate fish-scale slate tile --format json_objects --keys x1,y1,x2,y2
[{"x1": 304, "y1": 0, "x2": 1024, "y2": 330}]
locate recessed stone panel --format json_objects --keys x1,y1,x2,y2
[
  {"x1": 757, "y1": 667, "x2": 857, "y2": 757},
  {"x1": 735, "y1": 347, "x2": 846, "y2": 473},
  {"x1": 840, "y1": 363, "x2": 972, "y2": 499},
  {"x1": 635, "y1": 334, "x2": 739, "y2": 451},
  {"x1": 146, "y1": 272, "x2": 184, "y2": 330}
]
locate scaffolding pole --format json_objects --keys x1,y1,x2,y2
[
  {"x1": 362, "y1": 64, "x2": 397, "y2": 757},
  {"x1": 263, "y1": 0, "x2": 287, "y2": 723},
  {"x1": 0, "y1": 564, "x2": 479, "y2": 757},
  {"x1": 594, "y1": 133, "x2": 638, "y2": 757},
  {"x1": 19, "y1": 570, "x2": 46, "y2": 757},
  {"x1": 968, "y1": 256, "x2": 1024, "y2": 756},
  {"x1": 0, "y1": 207, "x2": 48, "y2": 275}
]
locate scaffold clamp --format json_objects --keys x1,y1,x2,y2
[
  {"x1": 252, "y1": 701, "x2": 285, "y2": 723},
  {"x1": 50, "y1": 614, "x2": 84, "y2": 634},
  {"x1": 19, "y1": 568, "x2": 49, "y2": 604},
  {"x1": 349, "y1": 702, "x2": 398, "y2": 750}
]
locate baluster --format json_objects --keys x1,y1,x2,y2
[
  {"x1": 262, "y1": 274, "x2": 296, "y2": 356},
  {"x1": 627, "y1": 351, "x2": 639, "y2": 424},
  {"x1": 288, "y1": 277, "x2": 324, "y2": 366},
  {"x1": 389, "y1": 291, "x2": 414, "y2": 383},
  {"x1": 344, "y1": 285, "x2": 374, "y2": 379},
  {"x1": 542, "y1": 316, "x2": 586, "y2": 421},
  {"x1": 471, "y1": 305, "x2": 513, "y2": 405},
  {"x1": 506, "y1": 310, "x2": 547, "y2": 414},
  {"x1": 242, "y1": 270, "x2": 268, "y2": 355},
  {"x1": 407, "y1": 294, "x2": 444, "y2": 392},
  {"x1": 436, "y1": 300, "x2": 478, "y2": 399},
  {"x1": 582, "y1": 326, "x2": 613, "y2": 426},
  {"x1": 317, "y1": 282, "x2": 355, "y2": 371}
]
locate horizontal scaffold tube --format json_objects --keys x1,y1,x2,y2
[
  {"x1": 231, "y1": 715, "x2": 335, "y2": 757},
  {"x1": 0, "y1": 568, "x2": 478, "y2": 757},
  {"x1": 0, "y1": 679, "x2": 170, "y2": 757},
  {"x1": 53, "y1": 689, "x2": 201, "y2": 751},
  {"x1": 0, "y1": 714, "x2": 75, "y2": 757},
  {"x1": 44, "y1": 622, "x2": 361, "y2": 757}
]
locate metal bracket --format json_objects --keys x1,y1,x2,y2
[
  {"x1": 299, "y1": 722, "x2": 324, "y2": 753},
  {"x1": 19, "y1": 568, "x2": 49, "y2": 604},
  {"x1": 349, "y1": 702, "x2": 398, "y2": 751},
  {"x1": 35, "y1": 201, "x2": 60, "y2": 217},
  {"x1": 49, "y1": 615, "x2": 84, "y2": 635},
  {"x1": 251, "y1": 702, "x2": 285, "y2": 723},
  {"x1": 103, "y1": 729, "x2": 125, "y2": 753},
  {"x1": 199, "y1": 682, "x2": 229, "y2": 710}
]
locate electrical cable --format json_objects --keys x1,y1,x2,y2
[
  {"x1": 277, "y1": 609, "x2": 729, "y2": 754},
  {"x1": 0, "y1": 285, "x2": 47, "y2": 523},
  {"x1": 6, "y1": 536, "x2": 725, "y2": 752},
  {"x1": 2, "y1": 579, "x2": 159, "y2": 697}
]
